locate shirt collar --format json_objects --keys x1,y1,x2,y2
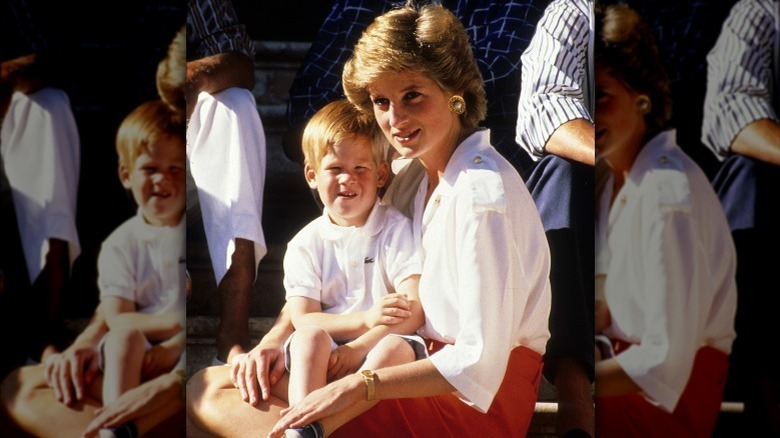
[
  {"x1": 318, "y1": 198, "x2": 384, "y2": 241},
  {"x1": 134, "y1": 208, "x2": 185, "y2": 241}
]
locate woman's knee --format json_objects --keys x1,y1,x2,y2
[{"x1": 0, "y1": 365, "x2": 44, "y2": 428}]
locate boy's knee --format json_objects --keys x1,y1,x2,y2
[{"x1": 288, "y1": 327, "x2": 331, "y2": 353}]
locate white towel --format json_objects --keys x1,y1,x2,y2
[
  {"x1": 186, "y1": 87, "x2": 267, "y2": 284},
  {"x1": 0, "y1": 88, "x2": 81, "y2": 282}
]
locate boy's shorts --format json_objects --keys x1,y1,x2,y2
[{"x1": 283, "y1": 326, "x2": 428, "y2": 372}]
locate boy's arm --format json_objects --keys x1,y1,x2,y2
[
  {"x1": 287, "y1": 296, "x2": 366, "y2": 342},
  {"x1": 343, "y1": 275, "x2": 424, "y2": 358},
  {"x1": 288, "y1": 285, "x2": 416, "y2": 343},
  {"x1": 101, "y1": 296, "x2": 184, "y2": 341}
]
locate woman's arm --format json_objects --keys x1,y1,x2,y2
[
  {"x1": 268, "y1": 357, "x2": 454, "y2": 436},
  {"x1": 81, "y1": 370, "x2": 185, "y2": 438}
]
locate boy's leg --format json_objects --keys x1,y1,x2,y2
[
  {"x1": 286, "y1": 327, "x2": 334, "y2": 405},
  {"x1": 101, "y1": 328, "x2": 146, "y2": 405}
]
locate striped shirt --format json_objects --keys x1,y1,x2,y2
[
  {"x1": 286, "y1": 0, "x2": 549, "y2": 168},
  {"x1": 515, "y1": 0, "x2": 593, "y2": 161},
  {"x1": 186, "y1": 0, "x2": 254, "y2": 61},
  {"x1": 701, "y1": 0, "x2": 779, "y2": 161}
]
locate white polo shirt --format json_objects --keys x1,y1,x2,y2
[
  {"x1": 596, "y1": 129, "x2": 737, "y2": 412},
  {"x1": 283, "y1": 200, "x2": 421, "y2": 315},
  {"x1": 98, "y1": 210, "x2": 186, "y2": 316}
]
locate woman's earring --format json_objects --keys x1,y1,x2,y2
[
  {"x1": 448, "y1": 95, "x2": 466, "y2": 115},
  {"x1": 636, "y1": 95, "x2": 651, "y2": 115}
]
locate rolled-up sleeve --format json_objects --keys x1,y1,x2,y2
[
  {"x1": 516, "y1": 0, "x2": 592, "y2": 161},
  {"x1": 701, "y1": 0, "x2": 778, "y2": 160}
]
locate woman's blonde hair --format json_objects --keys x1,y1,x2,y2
[
  {"x1": 342, "y1": 2, "x2": 486, "y2": 130},
  {"x1": 302, "y1": 99, "x2": 388, "y2": 170},
  {"x1": 116, "y1": 99, "x2": 184, "y2": 167},
  {"x1": 596, "y1": 3, "x2": 672, "y2": 134}
]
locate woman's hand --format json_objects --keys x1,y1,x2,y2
[
  {"x1": 81, "y1": 372, "x2": 181, "y2": 438},
  {"x1": 267, "y1": 374, "x2": 364, "y2": 438},
  {"x1": 363, "y1": 293, "x2": 411, "y2": 328},
  {"x1": 230, "y1": 334, "x2": 287, "y2": 405}
]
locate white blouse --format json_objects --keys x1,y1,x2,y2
[
  {"x1": 596, "y1": 129, "x2": 737, "y2": 412},
  {"x1": 389, "y1": 129, "x2": 551, "y2": 413},
  {"x1": 1, "y1": 89, "x2": 80, "y2": 282}
]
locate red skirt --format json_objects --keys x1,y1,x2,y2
[
  {"x1": 331, "y1": 343, "x2": 543, "y2": 438},
  {"x1": 596, "y1": 346, "x2": 728, "y2": 438}
]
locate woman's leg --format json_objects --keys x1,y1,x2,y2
[
  {"x1": 187, "y1": 365, "x2": 288, "y2": 438},
  {"x1": 0, "y1": 364, "x2": 102, "y2": 438}
]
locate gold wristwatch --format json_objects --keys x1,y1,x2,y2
[{"x1": 361, "y1": 369, "x2": 376, "y2": 401}]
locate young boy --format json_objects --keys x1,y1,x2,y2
[
  {"x1": 96, "y1": 98, "x2": 186, "y2": 437},
  {"x1": 280, "y1": 100, "x2": 426, "y2": 438}
]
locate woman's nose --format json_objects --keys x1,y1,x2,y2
[{"x1": 388, "y1": 103, "x2": 407, "y2": 126}]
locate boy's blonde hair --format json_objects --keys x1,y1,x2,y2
[
  {"x1": 302, "y1": 100, "x2": 388, "y2": 170},
  {"x1": 116, "y1": 99, "x2": 184, "y2": 167}
]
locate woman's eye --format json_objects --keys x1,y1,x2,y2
[
  {"x1": 372, "y1": 97, "x2": 389, "y2": 107},
  {"x1": 404, "y1": 91, "x2": 421, "y2": 101}
]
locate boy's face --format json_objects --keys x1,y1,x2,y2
[
  {"x1": 306, "y1": 135, "x2": 388, "y2": 227},
  {"x1": 119, "y1": 135, "x2": 185, "y2": 227}
]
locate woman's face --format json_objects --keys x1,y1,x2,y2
[
  {"x1": 595, "y1": 68, "x2": 647, "y2": 169},
  {"x1": 368, "y1": 70, "x2": 462, "y2": 167}
]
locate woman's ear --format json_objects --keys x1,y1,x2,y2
[
  {"x1": 304, "y1": 164, "x2": 318, "y2": 189},
  {"x1": 376, "y1": 161, "x2": 389, "y2": 188},
  {"x1": 118, "y1": 163, "x2": 132, "y2": 189}
]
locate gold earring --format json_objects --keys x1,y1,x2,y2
[
  {"x1": 448, "y1": 95, "x2": 466, "y2": 115},
  {"x1": 636, "y1": 95, "x2": 651, "y2": 115}
]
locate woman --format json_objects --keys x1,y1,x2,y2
[
  {"x1": 593, "y1": 4, "x2": 737, "y2": 437},
  {"x1": 186, "y1": 2, "x2": 551, "y2": 437}
]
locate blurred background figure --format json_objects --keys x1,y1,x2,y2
[
  {"x1": 0, "y1": 0, "x2": 81, "y2": 375},
  {"x1": 701, "y1": 0, "x2": 780, "y2": 435},
  {"x1": 186, "y1": 0, "x2": 268, "y2": 366},
  {"x1": 593, "y1": 3, "x2": 737, "y2": 437}
]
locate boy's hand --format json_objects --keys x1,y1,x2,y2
[
  {"x1": 326, "y1": 344, "x2": 364, "y2": 381},
  {"x1": 364, "y1": 293, "x2": 411, "y2": 328},
  {"x1": 141, "y1": 344, "x2": 180, "y2": 381},
  {"x1": 43, "y1": 345, "x2": 100, "y2": 406}
]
